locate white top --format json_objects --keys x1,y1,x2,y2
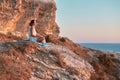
[{"x1": 28, "y1": 26, "x2": 37, "y2": 38}]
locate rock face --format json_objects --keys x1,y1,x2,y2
[
  {"x1": 0, "y1": 0, "x2": 59, "y2": 37},
  {"x1": 46, "y1": 36, "x2": 120, "y2": 80},
  {"x1": 0, "y1": 42, "x2": 94, "y2": 80},
  {"x1": 0, "y1": 35, "x2": 120, "y2": 80},
  {"x1": 0, "y1": 0, "x2": 120, "y2": 80}
]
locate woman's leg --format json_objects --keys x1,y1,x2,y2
[{"x1": 37, "y1": 36, "x2": 46, "y2": 43}]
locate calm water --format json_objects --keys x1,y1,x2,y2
[{"x1": 80, "y1": 43, "x2": 120, "y2": 52}]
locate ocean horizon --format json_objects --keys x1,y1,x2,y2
[{"x1": 79, "y1": 43, "x2": 120, "y2": 53}]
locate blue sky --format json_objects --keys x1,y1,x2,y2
[{"x1": 55, "y1": 0, "x2": 120, "y2": 43}]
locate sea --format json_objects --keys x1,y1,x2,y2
[{"x1": 80, "y1": 43, "x2": 120, "y2": 53}]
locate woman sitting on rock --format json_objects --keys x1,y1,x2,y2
[{"x1": 28, "y1": 19, "x2": 46, "y2": 46}]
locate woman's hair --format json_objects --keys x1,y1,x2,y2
[{"x1": 29, "y1": 20, "x2": 35, "y2": 26}]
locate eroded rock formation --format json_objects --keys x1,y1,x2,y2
[
  {"x1": 0, "y1": 42, "x2": 94, "y2": 80},
  {"x1": 0, "y1": 0, "x2": 59, "y2": 38},
  {"x1": 0, "y1": 37, "x2": 120, "y2": 80}
]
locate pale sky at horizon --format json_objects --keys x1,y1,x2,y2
[{"x1": 55, "y1": 0, "x2": 120, "y2": 43}]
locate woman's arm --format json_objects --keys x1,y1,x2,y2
[
  {"x1": 31, "y1": 26, "x2": 37, "y2": 37},
  {"x1": 31, "y1": 26, "x2": 47, "y2": 37},
  {"x1": 36, "y1": 33, "x2": 47, "y2": 38}
]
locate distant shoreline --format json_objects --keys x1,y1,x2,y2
[{"x1": 79, "y1": 43, "x2": 120, "y2": 53}]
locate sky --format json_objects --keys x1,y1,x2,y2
[{"x1": 55, "y1": 0, "x2": 120, "y2": 43}]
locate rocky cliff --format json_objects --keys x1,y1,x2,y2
[
  {"x1": 0, "y1": 0, "x2": 59, "y2": 38},
  {"x1": 0, "y1": 0, "x2": 120, "y2": 80}
]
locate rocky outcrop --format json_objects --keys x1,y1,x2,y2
[
  {"x1": 0, "y1": 0, "x2": 120, "y2": 80},
  {"x1": 0, "y1": 35, "x2": 120, "y2": 80},
  {"x1": 0, "y1": 0, "x2": 59, "y2": 38},
  {"x1": 46, "y1": 35, "x2": 120, "y2": 80},
  {"x1": 0, "y1": 42, "x2": 94, "y2": 80}
]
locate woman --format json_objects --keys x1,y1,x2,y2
[{"x1": 28, "y1": 19, "x2": 46, "y2": 45}]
